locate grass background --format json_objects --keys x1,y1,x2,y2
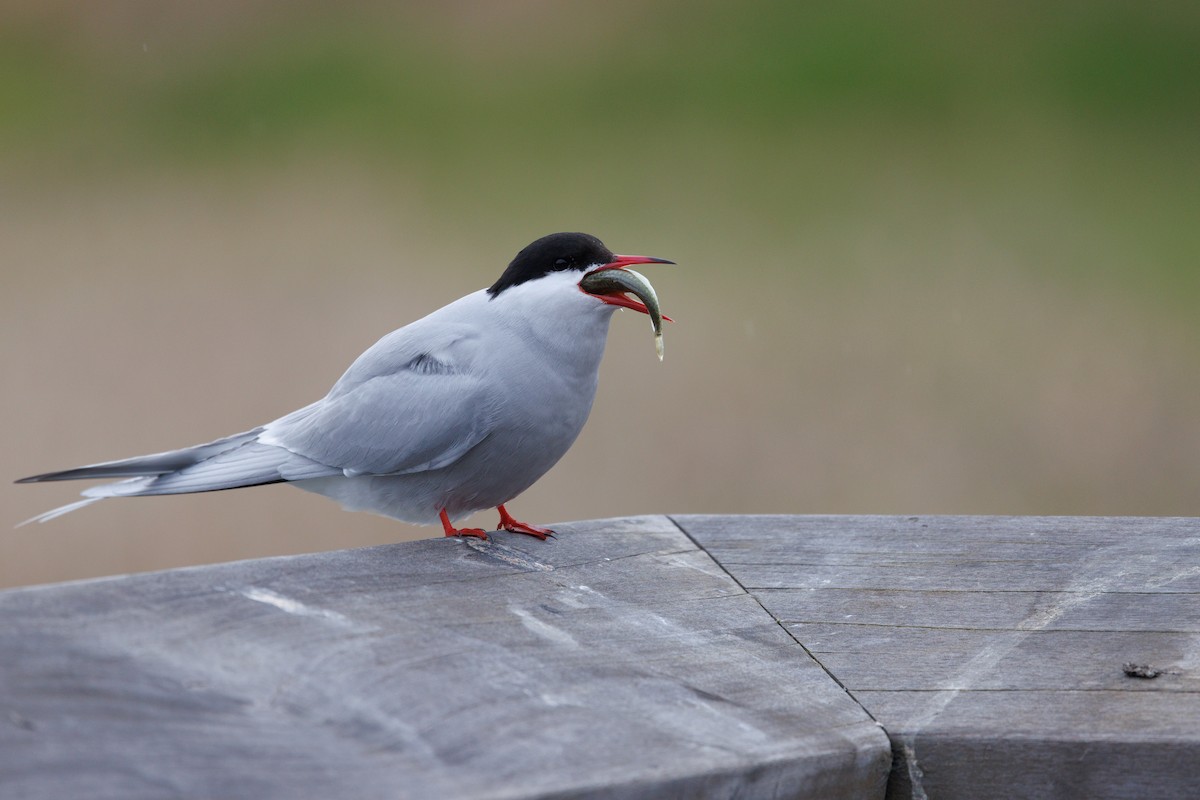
[{"x1": 3, "y1": 1, "x2": 1199, "y2": 587}]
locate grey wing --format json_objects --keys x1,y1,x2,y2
[
  {"x1": 260, "y1": 328, "x2": 496, "y2": 476},
  {"x1": 17, "y1": 320, "x2": 495, "y2": 527}
]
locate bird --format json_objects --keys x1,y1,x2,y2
[{"x1": 17, "y1": 232, "x2": 675, "y2": 541}]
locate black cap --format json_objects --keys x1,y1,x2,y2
[{"x1": 488, "y1": 233, "x2": 614, "y2": 298}]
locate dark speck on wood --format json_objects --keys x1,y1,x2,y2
[{"x1": 1122, "y1": 663, "x2": 1163, "y2": 679}]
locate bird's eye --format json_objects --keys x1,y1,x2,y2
[{"x1": 555, "y1": 258, "x2": 568, "y2": 267}]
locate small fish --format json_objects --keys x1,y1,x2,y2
[{"x1": 579, "y1": 267, "x2": 666, "y2": 360}]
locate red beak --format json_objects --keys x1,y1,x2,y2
[
  {"x1": 591, "y1": 292, "x2": 672, "y2": 320},
  {"x1": 582, "y1": 253, "x2": 675, "y2": 320},
  {"x1": 591, "y1": 253, "x2": 676, "y2": 273}
]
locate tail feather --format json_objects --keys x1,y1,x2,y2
[
  {"x1": 17, "y1": 497, "x2": 107, "y2": 528},
  {"x1": 119, "y1": 442, "x2": 336, "y2": 496},
  {"x1": 15, "y1": 429, "x2": 266, "y2": 484},
  {"x1": 16, "y1": 429, "x2": 340, "y2": 525}
]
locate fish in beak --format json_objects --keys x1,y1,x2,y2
[{"x1": 579, "y1": 254, "x2": 674, "y2": 360}]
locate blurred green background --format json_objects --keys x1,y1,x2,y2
[{"x1": 4, "y1": 1, "x2": 1199, "y2": 588}]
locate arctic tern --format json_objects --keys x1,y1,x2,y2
[{"x1": 17, "y1": 232, "x2": 674, "y2": 540}]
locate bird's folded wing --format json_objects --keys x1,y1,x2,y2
[{"x1": 261, "y1": 356, "x2": 496, "y2": 477}]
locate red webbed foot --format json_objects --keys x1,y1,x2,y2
[
  {"x1": 440, "y1": 509, "x2": 489, "y2": 541},
  {"x1": 496, "y1": 504, "x2": 555, "y2": 540}
]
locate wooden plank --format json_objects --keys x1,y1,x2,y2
[
  {"x1": 0, "y1": 515, "x2": 889, "y2": 800},
  {"x1": 675, "y1": 515, "x2": 1200, "y2": 800},
  {"x1": 789, "y1": 625, "x2": 1200, "y2": 692},
  {"x1": 858, "y1": 692, "x2": 1200, "y2": 799},
  {"x1": 687, "y1": 515, "x2": 1200, "y2": 593},
  {"x1": 756, "y1": 588, "x2": 1200, "y2": 632}
]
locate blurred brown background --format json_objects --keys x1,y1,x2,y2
[{"x1": 4, "y1": 1, "x2": 1199, "y2": 588}]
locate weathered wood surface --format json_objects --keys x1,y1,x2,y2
[
  {"x1": 674, "y1": 515, "x2": 1200, "y2": 800},
  {"x1": 0, "y1": 515, "x2": 889, "y2": 800}
]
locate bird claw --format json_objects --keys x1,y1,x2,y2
[
  {"x1": 439, "y1": 510, "x2": 490, "y2": 540},
  {"x1": 445, "y1": 527, "x2": 490, "y2": 541},
  {"x1": 496, "y1": 505, "x2": 555, "y2": 540},
  {"x1": 498, "y1": 521, "x2": 556, "y2": 540}
]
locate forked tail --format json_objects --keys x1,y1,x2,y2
[{"x1": 16, "y1": 427, "x2": 338, "y2": 526}]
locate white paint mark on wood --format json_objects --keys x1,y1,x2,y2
[
  {"x1": 1145, "y1": 564, "x2": 1200, "y2": 589},
  {"x1": 570, "y1": 584, "x2": 717, "y2": 650},
  {"x1": 659, "y1": 551, "x2": 734, "y2": 581},
  {"x1": 902, "y1": 742, "x2": 929, "y2": 800},
  {"x1": 509, "y1": 604, "x2": 579, "y2": 648},
  {"x1": 897, "y1": 569, "x2": 1115, "y2": 797},
  {"x1": 554, "y1": 590, "x2": 590, "y2": 609},
  {"x1": 897, "y1": 552, "x2": 1195, "y2": 799},
  {"x1": 463, "y1": 538, "x2": 554, "y2": 572},
  {"x1": 240, "y1": 587, "x2": 358, "y2": 628}
]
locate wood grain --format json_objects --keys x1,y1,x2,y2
[
  {"x1": 674, "y1": 515, "x2": 1200, "y2": 800},
  {"x1": 0, "y1": 515, "x2": 888, "y2": 800}
]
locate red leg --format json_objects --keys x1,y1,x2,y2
[
  {"x1": 440, "y1": 509, "x2": 489, "y2": 540},
  {"x1": 496, "y1": 505, "x2": 555, "y2": 540}
]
